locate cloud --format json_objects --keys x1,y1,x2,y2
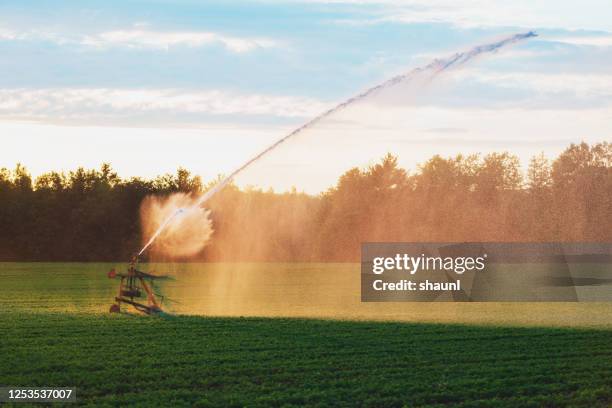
[
  {"x1": 0, "y1": 28, "x2": 21, "y2": 41},
  {"x1": 0, "y1": 26, "x2": 278, "y2": 53},
  {"x1": 457, "y1": 70, "x2": 612, "y2": 99},
  {"x1": 0, "y1": 27, "x2": 65, "y2": 43},
  {"x1": 546, "y1": 34, "x2": 612, "y2": 47},
  {"x1": 80, "y1": 29, "x2": 278, "y2": 52},
  {"x1": 303, "y1": 0, "x2": 612, "y2": 31},
  {"x1": 0, "y1": 88, "x2": 330, "y2": 124},
  {"x1": 403, "y1": 69, "x2": 612, "y2": 111},
  {"x1": 422, "y1": 127, "x2": 468, "y2": 134}
]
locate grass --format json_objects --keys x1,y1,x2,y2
[
  {"x1": 1, "y1": 263, "x2": 611, "y2": 406},
  {"x1": 3, "y1": 262, "x2": 612, "y2": 327},
  {"x1": 1, "y1": 313, "x2": 611, "y2": 407}
]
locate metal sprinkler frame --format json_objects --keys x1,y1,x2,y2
[{"x1": 108, "y1": 255, "x2": 166, "y2": 314}]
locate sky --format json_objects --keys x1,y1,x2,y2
[{"x1": 1, "y1": 0, "x2": 611, "y2": 192}]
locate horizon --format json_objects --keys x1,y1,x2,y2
[{"x1": 3, "y1": 139, "x2": 608, "y2": 196}]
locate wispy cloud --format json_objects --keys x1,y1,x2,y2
[
  {"x1": 0, "y1": 88, "x2": 330, "y2": 123},
  {"x1": 413, "y1": 69, "x2": 612, "y2": 111},
  {"x1": 0, "y1": 27, "x2": 68, "y2": 44},
  {"x1": 0, "y1": 26, "x2": 279, "y2": 53},
  {"x1": 81, "y1": 29, "x2": 278, "y2": 52},
  {"x1": 546, "y1": 34, "x2": 612, "y2": 47},
  {"x1": 306, "y1": 0, "x2": 612, "y2": 31},
  {"x1": 458, "y1": 70, "x2": 612, "y2": 99}
]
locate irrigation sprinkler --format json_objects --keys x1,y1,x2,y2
[{"x1": 108, "y1": 255, "x2": 169, "y2": 314}]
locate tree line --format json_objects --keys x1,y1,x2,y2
[{"x1": 0, "y1": 141, "x2": 610, "y2": 262}]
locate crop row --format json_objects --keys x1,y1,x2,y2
[{"x1": 1, "y1": 313, "x2": 611, "y2": 407}]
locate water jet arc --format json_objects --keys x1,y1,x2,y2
[{"x1": 138, "y1": 31, "x2": 537, "y2": 256}]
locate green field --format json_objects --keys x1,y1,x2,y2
[{"x1": 1, "y1": 263, "x2": 612, "y2": 406}]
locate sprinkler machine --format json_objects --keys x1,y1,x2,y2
[{"x1": 108, "y1": 255, "x2": 169, "y2": 314}]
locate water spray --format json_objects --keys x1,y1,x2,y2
[
  {"x1": 139, "y1": 207, "x2": 186, "y2": 255},
  {"x1": 138, "y1": 31, "x2": 537, "y2": 256}
]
